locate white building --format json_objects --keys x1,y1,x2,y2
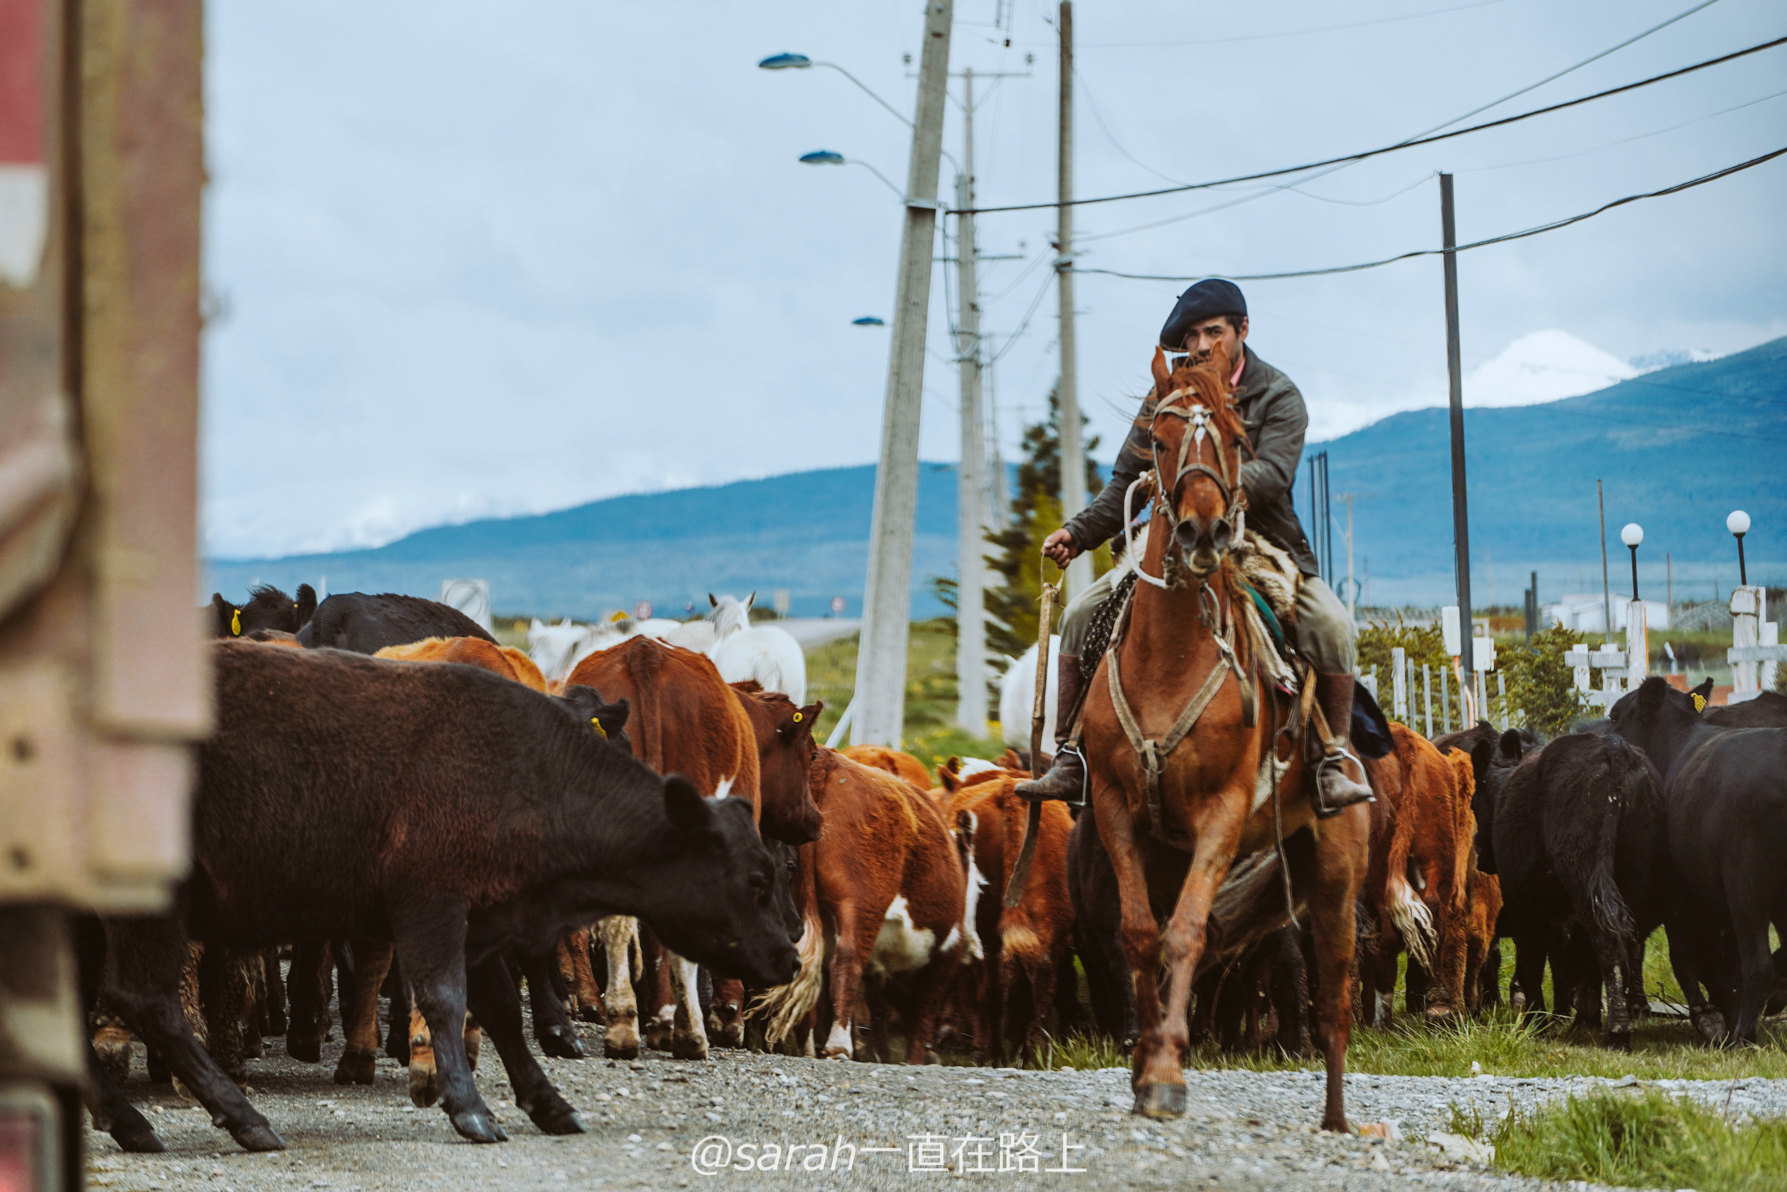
[{"x1": 1544, "y1": 595, "x2": 1670, "y2": 634}]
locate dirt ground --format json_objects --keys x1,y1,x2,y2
[{"x1": 80, "y1": 1010, "x2": 1677, "y2": 1191}]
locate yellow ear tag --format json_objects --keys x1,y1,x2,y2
[
  {"x1": 590, "y1": 716, "x2": 607, "y2": 738},
  {"x1": 230, "y1": 608, "x2": 241, "y2": 636},
  {"x1": 1691, "y1": 693, "x2": 1707, "y2": 713},
  {"x1": 792, "y1": 711, "x2": 803, "y2": 723}
]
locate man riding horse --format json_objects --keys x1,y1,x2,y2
[{"x1": 1016, "y1": 277, "x2": 1374, "y2": 817}]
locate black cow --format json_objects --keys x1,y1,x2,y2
[
  {"x1": 83, "y1": 643, "x2": 797, "y2": 1153},
  {"x1": 296, "y1": 592, "x2": 495, "y2": 651},
  {"x1": 1609, "y1": 676, "x2": 1787, "y2": 1045},
  {"x1": 1480, "y1": 733, "x2": 1667, "y2": 1048},
  {"x1": 210, "y1": 583, "x2": 317, "y2": 639},
  {"x1": 1706, "y1": 688, "x2": 1787, "y2": 728}
]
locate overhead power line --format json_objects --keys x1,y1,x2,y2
[
  {"x1": 1073, "y1": 146, "x2": 1786, "y2": 281},
  {"x1": 952, "y1": 34, "x2": 1787, "y2": 216},
  {"x1": 1068, "y1": 0, "x2": 1520, "y2": 49}
]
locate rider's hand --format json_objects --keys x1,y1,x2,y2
[{"x1": 1042, "y1": 528, "x2": 1080, "y2": 570}]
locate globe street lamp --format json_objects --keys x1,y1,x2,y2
[
  {"x1": 1727, "y1": 510, "x2": 1750, "y2": 586},
  {"x1": 1620, "y1": 523, "x2": 1643, "y2": 600}
]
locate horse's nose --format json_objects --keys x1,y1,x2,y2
[{"x1": 1173, "y1": 518, "x2": 1203, "y2": 553}]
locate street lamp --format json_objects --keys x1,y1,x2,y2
[
  {"x1": 1620, "y1": 523, "x2": 1642, "y2": 600},
  {"x1": 798, "y1": 150, "x2": 905, "y2": 201},
  {"x1": 851, "y1": 316, "x2": 885, "y2": 327},
  {"x1": 759, "y1": 53, "x2": 913, "y2": 128},
  {"x1": 1727, "y1": 510, "x2": 1750, "y2": 586}
]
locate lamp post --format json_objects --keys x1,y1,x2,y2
[
  {"x1": 767, "y1": 9, "x2": 955, "y2": 748},
  {"x1": 1727, "y1": 510, "x2": 1750, "y2": 586},
  {"x1": 1621, "y1": 523, "x2": 1642, "y2": 600},
  {"x1": 1620, "y1": 522, "x2": 1647, "y2": 684}
]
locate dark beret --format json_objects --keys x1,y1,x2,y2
[{"x1": 1159, "y1": 278, "x2": 1247, "y2": 349}]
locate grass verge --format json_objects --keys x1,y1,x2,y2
[{"x1": 1450, "y1": 1089, "x2": 1787, "y2": 1192}]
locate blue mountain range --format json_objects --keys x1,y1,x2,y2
[{"x1": 206, "y1": 337, "x2": 1786, "y2": 618}]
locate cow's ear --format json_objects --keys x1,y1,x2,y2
[
  {"x1": 1468, "y1": 739, "x2": 1494, "y2": 785},
  {"x1": 1690, "y1": 677, "x2": 1713, "y2": 713},
  {"x1": 663, "y1": 775, "x2": 715, "y2": 838},
  {"x1": 295, "y1": 584, "x2": 318, "y2": 628},
  {"x1": 211, "y1": 593, "x2": 243, "y2": 637},
  {"x1": 783, "y1": 702, "x2": 822, "y2": 741},
  {"x1": 594, "y1": 697, "x2": 630, "y2": 739},
  {"x1": 1150, "y1": 346, "x2": 1171, "y2": 393},
  {"x1": 939, "y1": 759, "x2": 963, "y2": 793},
  {"x1": 1637, "y1": 675, "x2": 1668, "y2": 716},
  {"x1": 1497, "y1": 728, "x2": 1527, "y2": 761}
]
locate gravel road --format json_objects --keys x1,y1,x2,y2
[{"x1": 85, "y1": 1016, "x2": 1784, "y2": 1192}]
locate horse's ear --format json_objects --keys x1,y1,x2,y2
[
  {"x1": 1150, "y1": 346, "x2": 1171, "y2": 392},
  {"x1": 708, "y1": 593, "x2": 717, "y2": 608},
  {"x1": 746, "y1": 591, "x2": 756, "y2": 611}
]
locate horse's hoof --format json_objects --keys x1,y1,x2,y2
[
  {"x1": 285, "y1": 1032, "x2": 322, "y2": 1064},
  {"x1": 449, "y1": 1109, "x2": 507, "y2": 1144},
  {"x1": 112, "y1": 1120, "x2": 167, "y2": 1154},
  {"x1": 408, "y1": 1060, "x2": 440, "y2": 1109},
  {"x1": 332, "y1": 1047, "x2": 378, "y2": 1085},
  {"x1": 231, "y1": 1123, "x2": 286, "y2": 1153},
  {"x1": 528, "y1": 1103, "x2": 587, "y2": 1135},
  {"x1": 539, "y1": 1028, "x2": 585, "y2": 1060},
  {"x1": 1132, "y1": 1083, "x2": 1187, "y2": 1119}
]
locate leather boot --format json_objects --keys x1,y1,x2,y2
[
  {"x1": 1014, "y1": 654, "x2": 1087, "y2": 804},
  {"x1": 1311, "y1": 671, "x2": 1375, "y2": 818}
]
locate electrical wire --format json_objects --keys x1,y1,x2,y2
[
  {"x1": 951, "y1": 33, "x2": 1786, "y2": 215},
  {"x1": 1062, "y1": 0, "x2": 1521, "y2": 49},
  {"x1": 1072, "y1": 145, "x2": 1786, "y2": 281}
]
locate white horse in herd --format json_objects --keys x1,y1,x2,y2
[{"x1": 526, "y1": 591, "x2": 806, "y2": 704}]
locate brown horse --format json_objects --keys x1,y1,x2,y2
[{"x1": 1079, "y1": 346, "x2": 1369, "y2": 1129}]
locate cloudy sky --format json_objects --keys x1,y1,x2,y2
[{"x1": 201, "y1": 0, "x2": 1786, "y2": 559}]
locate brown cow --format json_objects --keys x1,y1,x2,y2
[
  {"x1": 1360, "y1": 724, "x2": 1478, "y2": 1024},
  {"x1": 1462, "y1": 864, "x2": 1503, "y2": 1015},
  {"x1": 566, "y1": 636, "x2": 761, "y2": 1061},
  {"x1": 756, "y1": 749, "x2": 968, "y2": 1063},
  {"x1": 943, "y1": 774, "x2": 1074, "y2": 1064},
  {"x1": 376, "y1": 636, "x2": 548, "y2": 692},
  {"x1": 843, "y1": 744, "x2": 933, "y2": 792}
]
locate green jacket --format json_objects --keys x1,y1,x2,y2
[{"x1": 1063, "y1": 348, "x2": 1320, "y2": 576}]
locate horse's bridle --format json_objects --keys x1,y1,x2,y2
[{"x1": 1124, "y1": 383, "x2": 1248, "y2": 592}]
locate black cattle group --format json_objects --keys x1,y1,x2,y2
[
  {"x1": 1463, "y1": 678, "x2": 1786, "y2": 1049},
  {"x1": 83, "y1": 587, "x2": 799, "y2": 1154}
]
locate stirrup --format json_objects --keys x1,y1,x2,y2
[
  {"x1": 1014, "y1": 744, "x2": 1087, "y2": 807},
  {"x1": 1311, "y1": 746, "x2": 1373, "y2": 819}
]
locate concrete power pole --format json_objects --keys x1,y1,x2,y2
[
  {"x1": 1055, "y1": 0, "x2": 1089, "y2": 599},
  {"x1": 953, "y1": 68, "x2": 989, "y2": 736},
  {"x1": 851, "y1": 0, "x2": 954, "y2": 747}
]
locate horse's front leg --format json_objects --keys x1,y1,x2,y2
[
  {"x1": 1090, "y1": 779, "x2": 1173, "y2": 1107},
  {"x1": 1139, "y1": 792, "x2": 1248, "y2": 1117}
]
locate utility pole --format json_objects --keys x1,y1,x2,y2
[
  {"x1": 1439, "y1": 173, "x2": 1474, "y2": 678},
  {"x1": 1055, "y1": 0, "x2": 1089, "y2": 599},
  {"x1": 953, "y1": 68, "x2": 988, "y2": 736},
  {"x1": 851, "y1": 0, "x2": 954, "y2": 747},
  {"x1": 1343, "y1": 492, "x2": 1357, "y2": 621},
  {"x1": 1597, "y1": 478, "x2": 1611, "y2": 641}
]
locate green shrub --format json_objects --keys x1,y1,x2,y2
[{"x1": 1498, "y1": 623, "x2": 1592, "y2": 737}]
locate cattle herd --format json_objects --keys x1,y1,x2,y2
[{"x1": 79, "y1": 583, "x2": 1786, "y2": 1154}]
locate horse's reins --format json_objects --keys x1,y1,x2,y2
[{"x1": 1106, "y1": 380, "x2": 1261, "y2": 849}]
